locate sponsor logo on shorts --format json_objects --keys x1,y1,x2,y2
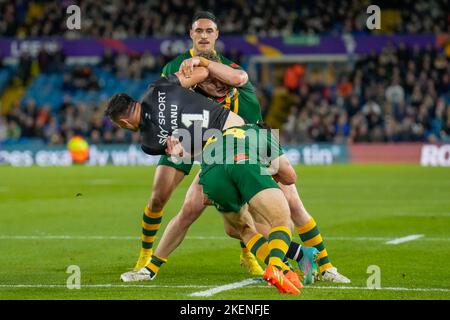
[{"x1": 233, "y1": 154, "x2": 249, "y2": 162}]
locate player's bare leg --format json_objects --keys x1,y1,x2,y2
[
  {"x1": 222, "y1": 215, "x2": 265, "y2": 276},
  {"x1": 134, "y1": 165, "x2": 185, "y2": 270},
  {"x1": 145, "y1": 172, "x2": 263, "y2": 277},
  {"x1": 244, "y1": 189, "x2": 301, "y2": 292},
  {"x1": 222, "y1": 206, "x2": 300, "y2": 294},
  {"x1": 278, "y1": 179, "x2": 351, "y2": 283},
  {"x1": 122, "y1": 172, "x2": 263, "y2": 281},
  {"x1": 152, "y1": 172, "x2": 206, "y2": 259},
  {"x1": 270, "y1": 153, "x2": 349, "y2": 282}
]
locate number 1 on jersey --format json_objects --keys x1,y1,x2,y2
[{"x1": 181, "y1": 110, "x2": 210, "y2": 128}]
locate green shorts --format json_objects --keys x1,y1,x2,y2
[
  {"x1": 199, "y1": 162, "x2": 279, "y2": 213},
  {"x1": 199, "y1": 123, "x2": 283, "y2": 213},
  {"x1": 202, "y1": 123, "x2": 283, "y2": 167},
  {"x1": 158, "y1": 155, "x2": 194, "y2": 175},
  {"x1": 158, "y1": 123, "x2": 283, "y2": 177}
]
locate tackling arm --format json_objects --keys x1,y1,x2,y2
[
  {"x1": 179, "y1": 57, "x2": 248, "y2": 87},
  {"x1": 174, "y1": 66, "x2": 209, "y2": 89},
  {"x1": 201, "y1": 57, "x2": 248, "y2": 87}
]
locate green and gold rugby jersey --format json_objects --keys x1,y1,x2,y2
[{"x1": 161, "y1": 49, "x2": 262, "y2": 124}]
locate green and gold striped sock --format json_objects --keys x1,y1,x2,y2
[
  {"x1": 296, "y1": 217, "x2": 332, "y2": 274},
  {"x1": 240, "y1": 241, "x2": 250, "y2": 254},
  {"x1": 245, "y1": 233, "x2": 290, "y2": 271},
  {"x1": 145, "y1": 255, "x2": 167, "y2": 277},
  {"x1": 141, "y1": 207, "x2": 163, "y2": 251},
  {"x1": 268, "y1": 226, "x2": 292, "y2": 271},
  {"x1": 246, "y1": 233, "x2": 270, "y2": 265}
]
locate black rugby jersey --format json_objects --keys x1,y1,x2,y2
[{"x1": 139, "y1": 74, "x2": 231, "y2": 156}]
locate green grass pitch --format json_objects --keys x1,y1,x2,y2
[{"x1": 0, "y1": 164, "x2": 449, "y2": 300}]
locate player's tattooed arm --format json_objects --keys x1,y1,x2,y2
[
  {"x1": 180, "y1": 57, "x2": 248, "y2": 87},
  {"x1": 175, "y1": 66, "x2": 209, "y2": 89},
  {"x1": 204, "y1": 59, "x2": 248, "y2": 87}
]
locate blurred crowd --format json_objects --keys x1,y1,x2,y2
[
  {"x1": 1, "y1": 43, "x2": 449, "y2": 146},
  {"x1": 0, "y1": 48, "x2": 163, "y2": 144},
  {"x1": 0, "y1": 44, "x2": 251, "y2": 145},
  {"x1": 1, "y1": 0, "x2": 449, "y2": 145},
  {"x1": 281, "y1": 44, "x2": 450, "y2": 144},
  {"x1": 1, "y1": 0, "x2": 449, "y2": 38},
  {"x1": 0, "y1": 95, "x2": 140, "y2": 145},
  {"x1": 99, "y1": 49, "x2": 166, "y2": 80},
  {"x1": 0, "y1": 48, "x2": 250, "y2": 145}
]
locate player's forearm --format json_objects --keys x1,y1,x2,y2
[
  {"x1": 204, "y1": 60, "x2": 248, "y2": 87},
  {"x1": 175, "y1": 67, "x2": 209, "y2": 88}
]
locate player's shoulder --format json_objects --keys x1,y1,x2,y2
[
  {"x1": 217, "y1": 54, "x2": 254, "y2": 90},
  {"x1": 147, "y1": 75, "x2": 181, "y2": 94},
  {"x1": 218, "y1": 54, "x2": 242, "y2": 70},
  {"x1": 169, "y1": 51, "x2": 192, "y2": 64}
]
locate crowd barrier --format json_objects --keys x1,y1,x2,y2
[{"x1": 1, "y1": 143, "x2": 449, "y2": 167}]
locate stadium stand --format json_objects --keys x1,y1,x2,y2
[
  {"x1": 0, "y1": 0, "x2": 449, "y2": 145},
  {"x1": 280, "y1": 44, "x2": 450, "y2": 144},
  {"x1": 1, "y1": 0, "x2": 449, "y2": 37}
]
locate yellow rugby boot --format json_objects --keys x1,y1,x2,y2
[
  {"x1": 240, "y1": 251, "x2": 264, "y2": 276},
  {"x1": 133, "y1": 249, "x2": 153, "y2": 271}
]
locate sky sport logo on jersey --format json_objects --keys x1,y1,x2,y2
[
  {"x1": 169, "y1": 126, "x2": 281, "y2": 176},
  {"x1": 157, "y1": 90, "x2": 179, "y2": 145}
]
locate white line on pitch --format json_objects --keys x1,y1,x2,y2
[
  {"x1": 1, "y1": 283, "x2": 449, "y2": 294},
  {"x1": 327, "y1": 236, "x2": 449, "y2": 242},
  {"x1": 327, "y1": 236, "x2": 394, "y2": 241},
  {"x1": 0, "y1": 235, "x2": 230, "y2": 240},
  {"x1": 192, "y1": 284, "x2": 450, "y2": 296},
  {"x1": 385, "y1": 234, "x2": 424, "y2": 245},
  {"x1": 189, "y1": 278, "x2": 262, "y2": 297},
  {"x1": 0, "y1": 234, "x2": 448, "y2": 242},
  {"x1": 254, "y1": 285, "x2": 450, "y2": 293},
  {"x1": 0, "y1": 235, "x2": 137, "y2": 240},
  {"x1": 0, "y1": 284, "x2": 211, "y2": 289}
]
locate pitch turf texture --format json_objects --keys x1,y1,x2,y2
[{"x1": 0, "y1": 164, "x2": 449, "y2": 300}]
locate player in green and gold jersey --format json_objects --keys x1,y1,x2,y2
[{"x1": 132, "y1": 11, "x2": 265, "y2": 277}]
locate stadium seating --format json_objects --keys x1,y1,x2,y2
[{"x1": 20, "y1": 69, "x2": 160, "y2": 110}]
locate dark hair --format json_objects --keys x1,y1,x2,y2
[
  {"x1": 191, "y1": 11, "x2": 219, "y2": 29},
  {"x1": 104, "y1": 93, "x2": 136, "y2": 121}
]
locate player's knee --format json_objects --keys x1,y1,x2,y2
[
  {"x1": 179, "y1": 201, "x2": 204, "y2": 226},
  {"x1": 149, "y1": 194, "x2": 168, "y2": 212}
]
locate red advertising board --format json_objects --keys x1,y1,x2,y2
[{"x1": 349, "y1": 143, "x2": 423, "y2": 164}]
